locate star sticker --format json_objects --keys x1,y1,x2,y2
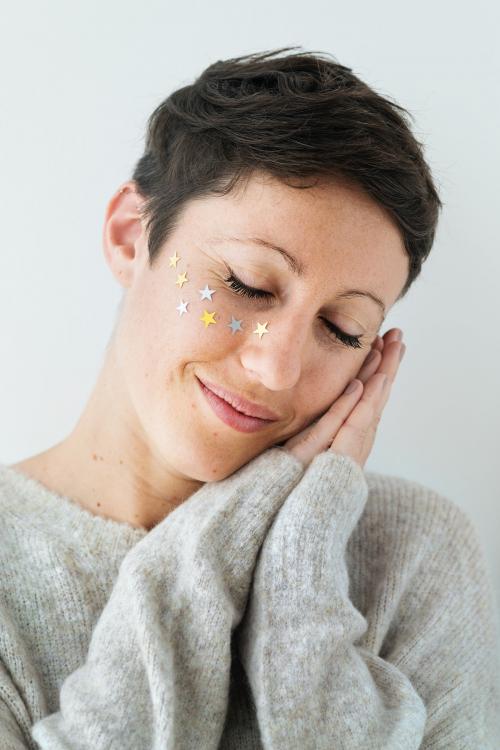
[
  {"x1": 200, "y1": 310, "x2": 217, "y2": 328},
  {"x1": 175, "y1": 271, "x2": 188, "y2": 288},
  {"x1": 228, "y1": 316, "x2": 243, "y2": 334},
  {"x1": 176, "y1": 300, "x2": 189, "y2": 316},
  {"x1": 253, "y1": 321, "x2": 269, "y2": 339},
  {"x1": 199, "y1": 284, "x2": 216, "y2": 301},
  {"x1": 168, "y1": 251, "x2": 181, "y2": 268}
]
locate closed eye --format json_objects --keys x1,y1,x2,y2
[{"x1": 223, "y1": 268, "x2": 363, "y2": 350}]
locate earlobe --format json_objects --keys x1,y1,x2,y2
[{"x1": 102, "y1": 182, "x2": 145, "y2": 289}]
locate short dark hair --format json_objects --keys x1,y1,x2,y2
[{"x1": 131, "y1": 46, "x2": 442, "y2": 300}]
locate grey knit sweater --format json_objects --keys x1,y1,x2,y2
[{"x1": 0, "y1": 447, "x2": 499, "y2": 749}]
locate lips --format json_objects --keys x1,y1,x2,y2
[{"x1": 196, "y1": 376, "x2": 280, "y2": 421}]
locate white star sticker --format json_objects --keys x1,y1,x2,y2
[
  {"x1": 253, "y1": 321, "x2": 269, "y2": 339},
  {"x1": 228, "y1": 317, "x2": 243, "y2": 334},
  {"x1": 199, "y1": 284, "x2": 216, "y2": 301},
  {"x1": 176, "y1": 300, "x2": 189, "y2": 316}
]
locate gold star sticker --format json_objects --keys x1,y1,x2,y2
[
  {"x1": 200, "y1": 310, "x2": 217, "y2": 328},
  {"x1": 253, "y1": 321, "x2": 269, "y2": 339},
  {"x1": 169, "y1": 251, "x2": 181, "y2": 268},
  {"x1": 175, "y1": 271, "x2": 188, "y2": 288}
]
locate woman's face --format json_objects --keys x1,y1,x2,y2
[{"x1": 105, "y1": 171, "x2": 408, "y2": 482}]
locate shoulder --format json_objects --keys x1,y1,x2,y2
[
  {"x1": 354, "y1": 471, "x2": 500, "y2": 745},
  {"x1": 348, "y1": 468, "x2": 499, "y2": 659},
  {"x1": 0, "y1": 463, "x2": 49, "y2": 558},
  {"x1": 348, "y1": 468, "x2": 496, "y2": 620},
  {"x1": 0, "y1": 463, "x2": 23, "y2": 520},
  {"x1": 361, "y1": 468, "x2": 481, "y2": 552}
]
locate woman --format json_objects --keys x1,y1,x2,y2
[{"x1": 1, "y1": 47, "x2": 498, "y2": 748}]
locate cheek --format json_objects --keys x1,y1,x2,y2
[
  {"x1": 167, "y1": 277, "x2": 253, "y2": 358},
  {"x1": 129, "y1": 275, "x2": 246, "y2": 394},
  {"x1": 291, "y1": 365, "x2": 356, "y2": 433}
]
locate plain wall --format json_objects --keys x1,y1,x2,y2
[{"x1": 1, "y1": 0, "x2": 499, "y2": 640}]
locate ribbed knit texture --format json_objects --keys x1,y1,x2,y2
[{"x1": 0, "y1": 447, "x2": 498, "y2": 749}]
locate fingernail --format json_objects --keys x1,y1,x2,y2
[
  {"x1": 399, "y1": 344, "x2": 406, "y2": 361},
  {"x1": 395, "y1": 330, "x2": 403, "y2": 341},
  {"x1": 344, "y1": 379, "x2": 359, "y2": 394}
]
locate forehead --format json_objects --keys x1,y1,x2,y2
[{"x1": 182, "y1": 171, "x2": 409, "y2": 305}]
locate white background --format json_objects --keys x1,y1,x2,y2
[{"x1": 1, "y1": 0, "x2": 499, "y2": 640}]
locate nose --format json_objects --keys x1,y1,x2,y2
[{"x1": 238, "y1": 313, "x2": 310, "y2": 392}]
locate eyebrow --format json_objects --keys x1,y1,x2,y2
[{"x1": 208, "y1": 233, "x2": 387, "y2": 318}]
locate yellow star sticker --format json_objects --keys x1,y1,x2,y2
[
  {"x1": 169, "y1": 251, "x2": 181, "y2": 268},
  {"x1": 253, "y1": 321, "x2": 269, "y2": 339},
  {"x1": 200, "y1": 310, "x2": 217, "y2": 328},
  {"x1": 175, "y1": 271, "x2": 188, "y2": 288}
]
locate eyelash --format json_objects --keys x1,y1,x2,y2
[{"x1": 223, "y1": 269, "x2": 363, "y2": 350}]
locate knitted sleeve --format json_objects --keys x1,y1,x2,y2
[
  {"x1": 236, "y1": 449, "x2": 500, "y2": 749},
  {"x1": 0, "y1": 446, "x2": 304, "y2": 749}
]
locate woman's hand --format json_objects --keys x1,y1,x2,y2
[{"x1": 282, "y1": 328, "x2": 406, "y2": 469}]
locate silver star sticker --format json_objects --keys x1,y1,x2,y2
[
  {"x1": 228, "y1": 316, "x2": 243, "y2": 334},
  {"x1": 176, "y1": 299, "x2": 189, "y2": 316},
  {"x1": 199, "y1": 284, "x2": 216, "y2": 301}
]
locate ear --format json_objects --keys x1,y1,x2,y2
[{"x1": 102, "y1": 181, "x2": 147, "y2": 288}]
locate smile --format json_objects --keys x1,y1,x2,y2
[{"x1": 196, "y1": 377, "x2": 277, "y2": 434}]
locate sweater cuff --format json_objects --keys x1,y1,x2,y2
[{"x1": 279, "y1": 448, "x2": 369, "y2": 555}]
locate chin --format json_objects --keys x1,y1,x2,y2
[
  {"x1": 161, "y1": 436, "x2": 256, "y2": 483},
  {"x1": 201, "y1": 442, "x2": 281, "y2": 483}
]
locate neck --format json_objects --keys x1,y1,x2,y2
[{"x1": 17, "y1": 344, "x2": 204, "y2": 531}]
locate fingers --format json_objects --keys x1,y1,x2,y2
[
  {"x1": 375, "y1": 333, "x2": 405, "y2": 387},
  {"x1": 284, "y1": 377, "x2": 365, "y2": 463},
  {"x1": 353, "y1": 333, "x2": 404, "y2": 420},
  {"x1": 357, "y1": 328, "x2": 402, "y2": 384},
  {"x1": 283, "y1": 327, "x2": 406, "y2": 469},
  {"x1": 372, "y1": 334, "x2": 384, "y2": 353},
  {"x1": 330, "y1": 329, "x2": 406, "y2": 466},
  {"x1": 357, "y1": 348, "x2": 381, "y2": 384},
  {"x1": 330, "y1": 374, "x2": 388, "y2": 461}
]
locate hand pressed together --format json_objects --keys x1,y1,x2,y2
[{"x1": 282, "y1": 328, "x2": 406, "y2": 469}]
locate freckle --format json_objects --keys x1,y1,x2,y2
[
  {"x1": 145, "y1": 373, "x2": 149, "y2": 378},
  {"x1": 99, "y1": 455, "x2": 104, "y2": 461},
  {"x1": 119, "y1": 459, "x2": 124, "y2": 465},
  {"x1": 92, "y1": 453, "x2": 97, "y2": 461},
  {"x1": 212, "y1": 432, "x2": 218, "y2": 437},
  {"x1": 97, "y1": 502, "x2": 101, "y2": 507}
]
